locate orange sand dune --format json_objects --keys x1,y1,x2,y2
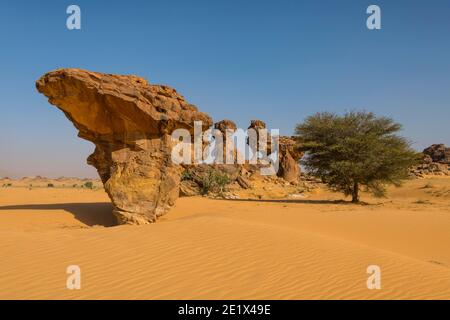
[{"x1": 0, "y1": 178, "x2": 449, "y2": 299}]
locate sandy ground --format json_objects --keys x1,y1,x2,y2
[{"x1": 0, "y1": 177, "x2": 449, "y2": 299}]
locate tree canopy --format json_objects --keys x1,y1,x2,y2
[{"x1": 295, "y1": 111, "x2": 419, "y2": 202}]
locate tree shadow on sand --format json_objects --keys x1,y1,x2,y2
[
  {"x1": 0, "y1": 202, "x2": 117, "y2": 227},
  {"x1": 214, "y1": 198, "x2": 371, "y2": 205}
]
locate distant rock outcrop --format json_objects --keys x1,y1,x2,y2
[
  {"x1": 423, "y1": 144, "x2": 450, "y2": 164},
  {"x1": 411, "y1": 144, "x2": 450, "y2": 177},
  {"x1": 37, "y1": 68, "x2": 212, "y2": 224}
]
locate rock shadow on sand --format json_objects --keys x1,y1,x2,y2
[{"x1": 0, "y1": 202, "x2": 116, "y2": 227}]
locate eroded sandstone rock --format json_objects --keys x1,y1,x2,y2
[
  {"x1": 214, "y1": 119, "x2": 237, "y2": 134},
  {"x1": 278, "y1": 136, "x2": 303, "y2": 183},
  {"x1": 410, "y1": 144, "x2": 450, "y2": 177},
  {"x1": 248, "y1": 120, "x2": 302, "y2": 183},
  {"x1": 214, "y1": 119, "x2": 238, "y2": 163},
  {"x1": 36, "y1": 68, "x2": 212, "y2": 224},
  {"x1": 423, "y1": 144, "x2": 450, "y2": 164}
]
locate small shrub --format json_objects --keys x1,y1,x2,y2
[
  {"x1": 84, "y1": 181, "x2": 94, "y2": 189},
  {"x1": 201, "y1": 170, "x2": 230, "y2": 195},
  {"x1": 415, "y1": 199, "x2": 431, "y2": 204},
  {"x1": 73, "y1": 184, "x2": 78, "y2": 188},
  {"x1": 47, "y1": 183, "x2": 54, "y2": 188},
  {"x1": 181, "y1": 169, "x2": 193, "y2": 181}
]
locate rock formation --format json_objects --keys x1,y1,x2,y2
[
  {"x1": 37, "y1": 69, "x2": 306, "y2": 223},
  {"x1": 180, "y1": 129, "x2": 245, "y2": 196},
  {"x1": 248, "y1": 119, "x2": 266, "y2": 132},
  {"x1": 248, "y1": 120, "x2": 302, "y2": 183},
  {"x1": 214, "y1": 119, "x2": 237, "y2": 135},
  {"x1": 248, "y1": 119, "x2": 268, "y2": 153},
  {"x1": 411, "y1": 144, "x2": 450, "y2": 177},
  {"x1": 36, "y1": 68, "x2": 212, "y2": 224},
  {"x1": 179, "y1": 118, "x2": 303, "y2": 196},
  {"x1": 423, "y1": 144, "x2": 450, "y2": 164},
  {"x1": 278, "y1": 136, "x2": 303, "y2": 183},
  {"x1": 214, "y1": 119, "x2": 237, "y2": 163}
]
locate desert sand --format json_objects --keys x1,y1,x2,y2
[{"x1": 0, "y1": 177, "x2": 449, "y2": 299}]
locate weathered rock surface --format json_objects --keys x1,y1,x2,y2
[
  {"x1": 278, "y1": 136, "x2": 303, "y2": 183},
  {"x1": 248, "y1": 119, "x2": 267, "y2": 132},
  {"x1": 411, "y1": 144, "x2": 450, "y2": 177},
  {"x1": 214, "y1": 119, "x2": 238, "y2": 163},
  {"x1": 36, "y1": 68, "x2": 212, "y2": 224},
  {"x1": 423, "y1": 144, "x2": 450, "y2": 164},
  {"x1": 248, "y1": 119, "x2": 268, "y2": 153},
  {"x1": 179, "y1": 180, "x2": 201, "y2": 197},
  {"x1": 36, "y1": 69, "x2": 307, "y2": 222},
  {"x1": 214, "y1": 119, "x2": 237, "y2": 134},
  {"x1": 248, "y1": 120, "x2": 302, "y2": 183}
]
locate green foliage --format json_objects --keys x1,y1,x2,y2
[
  {"x1": 181, "y1": 169, "x2": 193, "y2": 181},
  {"x1": 83, "y1": 181, "x2": 94, "y2": 189},
  {"x1": 295, "y1": 111, "x2": 419, "y2": 202},
  {"x1": 201, "y1": 170, "x2": 231, "y2": 195}
]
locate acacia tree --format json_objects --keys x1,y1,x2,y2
[{"x1": 295, "y1": 111, "x2": 419, "y2": 203}]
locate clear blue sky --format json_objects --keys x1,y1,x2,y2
[{"x1": 1, "y1": 0, "x2": 449, "y2": 178}]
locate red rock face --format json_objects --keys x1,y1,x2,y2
[{"x1": 37, "y1": 68, "x2": 212, "y2": 224}]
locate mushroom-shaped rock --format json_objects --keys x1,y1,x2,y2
[
  {"x1": 36, "y1": 68, "x2": 212, "y2": 224},
  {"x1": 214, "y1": 119, "x2": 238, "y2": 163},
  {"x1": 248, "y1": 120, "x2": 267, "y2": 131},
  {"x1": 248, "y1": 120, "x2": 302, "y2": 183},
  {"x1": 214, "y1": 119, "x2": 237, "y2": 133},
  {"x1": 278, "y1": 136, "x2": 303, "y2": 183}
]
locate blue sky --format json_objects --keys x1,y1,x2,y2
[{"x1": 1, "y1": 0, "x2": 449, "y2": 178}]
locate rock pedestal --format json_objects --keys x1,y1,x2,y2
[{"x1": 37, "y1": 68, "x2": 212, "y2": 224}]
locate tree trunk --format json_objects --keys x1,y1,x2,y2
[{"x1": 352, "y1": 182, "x2": 359, "y2": 203}]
